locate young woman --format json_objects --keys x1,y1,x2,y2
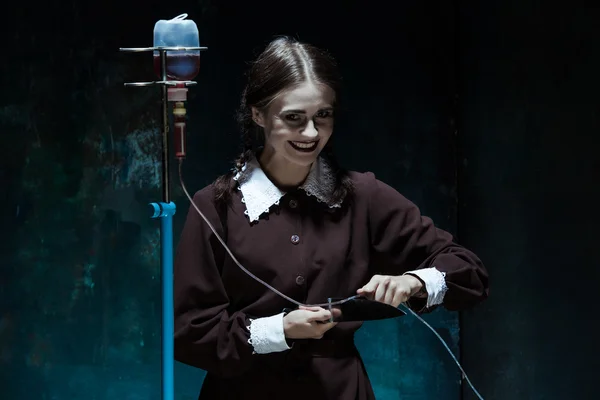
[{"x1": 174, "y1": 36, "x2": 489, "y2": 399}]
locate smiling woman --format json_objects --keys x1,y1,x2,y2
[
  {"x1": 173, "y1": 36, "x2": 489, "y2": 400},
  {"x1": 214, "y1": 36, "x2": 352, "y2": 200},
  {"x1": 252, "y1": 82, "x2": 335, "y2": 185}
]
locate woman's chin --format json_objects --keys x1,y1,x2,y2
[{"x1": 285, "y1": 150, "x2": 321, "y2": 167}]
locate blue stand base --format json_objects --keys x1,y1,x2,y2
[{"x1": 150, "y1": 201, "x2": 176, "y2": 400}]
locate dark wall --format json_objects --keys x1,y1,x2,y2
[
  {"x1": 2, "y1": 1, "x2": 597, "y2": 399},
  {"x1": 458, "y1": 2, "x2": 600, "y2": 399},
  {"x1": 0, "y1": 1, "x2": 466, "y2": 399}
]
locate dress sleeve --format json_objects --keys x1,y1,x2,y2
[
  {"x1": 365, "y1": 174, "x2": 489, "y2": 313},
  {"x1": 173, "y1": 187, "x2": 288, "y2": 378}
]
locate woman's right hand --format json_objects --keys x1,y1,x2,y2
[{"x1": 283, "y1": 306, "x2": 338, "y2": 339}]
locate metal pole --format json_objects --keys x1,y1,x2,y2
[
  {"x1": 160, "y1": 49, "x2": 170, "y2": 203},
  {"x1": 160, "y1": 203, "x2": 175, "y2": 400},
  {"x1": 120, "y1": 44, "x2": 207, "y2": 400},
  {"x1": 158, "y1": 48, "x2": 175, "y2": 400}
]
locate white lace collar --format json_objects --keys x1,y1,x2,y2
[{"x1": 232, "y1": 157, "x2": 343, "y2": 222}]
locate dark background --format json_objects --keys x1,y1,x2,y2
[{"x1": 0, "y1": 1, "x2": 598, "y2": 399}]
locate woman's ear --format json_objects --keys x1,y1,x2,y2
[{"x1": 251, "y1": 107, "x2": 265, "y2": 128}]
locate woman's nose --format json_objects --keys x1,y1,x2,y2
[{"x1": 301, "y1": 120, "x2": 318, "y2": 138}]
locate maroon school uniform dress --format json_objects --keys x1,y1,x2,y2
[{"x1": 173, "y1": 156, "x2": 489, "y2": 400}]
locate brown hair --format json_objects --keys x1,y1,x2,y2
[{"x1": 214, "y1": 36, "x2": 353, "y2": 205}]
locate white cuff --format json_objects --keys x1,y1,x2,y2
[
  {"x1": 247, "y1": 312, "x2": 290, "y2": 354},
  {"x1": 405, "y1": 267, "x2": 448, "y2": 308}
]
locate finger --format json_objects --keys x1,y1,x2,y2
[
  {"x1": 392, "y1": 290, "x2": 409, "y2": 308},
  {"x1": 383, "y1": 282, "x2": 396, "y2": 305},
  {"x1": 358, "y1": 282, "x2": 381, "y2": 300},
  {"x1": 357, "y1": 288, "x2": 375, "y2": 300},
  {"x1": 299, "y1": 305, "x2": 324, "y2": 312},
  {"x1": 316, "y1": 322, "x2": 338, "y2": 335},
  {"x1": 331, "y1": 308, "x2": 342, "y2": 320},
  {"x1": 358, "y1": 275, "x2": 382, "y2": 294},
  {"x1": 307, "y1": 309, "x2": 333, "y2": 323},
  {"x1": 374, "y1": 277, "x2": 391, "y2": 302}
]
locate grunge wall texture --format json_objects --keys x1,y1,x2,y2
[{"x1": 1, "y1": 1, "x2": 598, "y2": 399}]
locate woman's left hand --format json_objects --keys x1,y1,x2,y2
[{"x1": 357, "y1": 274, "x2": 424, "y2": 307}]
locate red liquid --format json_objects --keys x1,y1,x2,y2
[
  {"x1": 153, "y1": 53, "x2": 200, "y2": 81},
  {"x1": 174, "y1": 116, "x2": 186, "y2": 158}
]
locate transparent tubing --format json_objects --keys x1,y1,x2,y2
[{"x1": 177, "y1": 159, "x2": 484, "y2": 400}]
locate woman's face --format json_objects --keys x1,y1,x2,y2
[{"x1": 252, "y1": 82, "x2": 335, "y2": 167}]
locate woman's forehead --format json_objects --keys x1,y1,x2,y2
[{"x1": 269, "y1": 82, "x2": 335, "y2": 113}]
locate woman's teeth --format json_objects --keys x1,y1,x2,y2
[{"x1": 291, "y1": 141, "x2": 317, "y2": 150}]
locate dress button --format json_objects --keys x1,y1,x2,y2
[
  {"x1": 289, "y1": 199, "x2": 298, "y2": 209},
  {"x1": 296, "y1": 275, "x2": 305, "y2": 285},
  {"x1": 290, "y1": 234, "x2": 300, "y2": 244}
]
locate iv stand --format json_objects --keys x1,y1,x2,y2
[{"x1": 119, "y1": 45, "x2": 207, "y2": 400}]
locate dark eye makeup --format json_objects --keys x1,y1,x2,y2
[{"x1": 281, "y1": 108, "x2": 334, "y2": 122}]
